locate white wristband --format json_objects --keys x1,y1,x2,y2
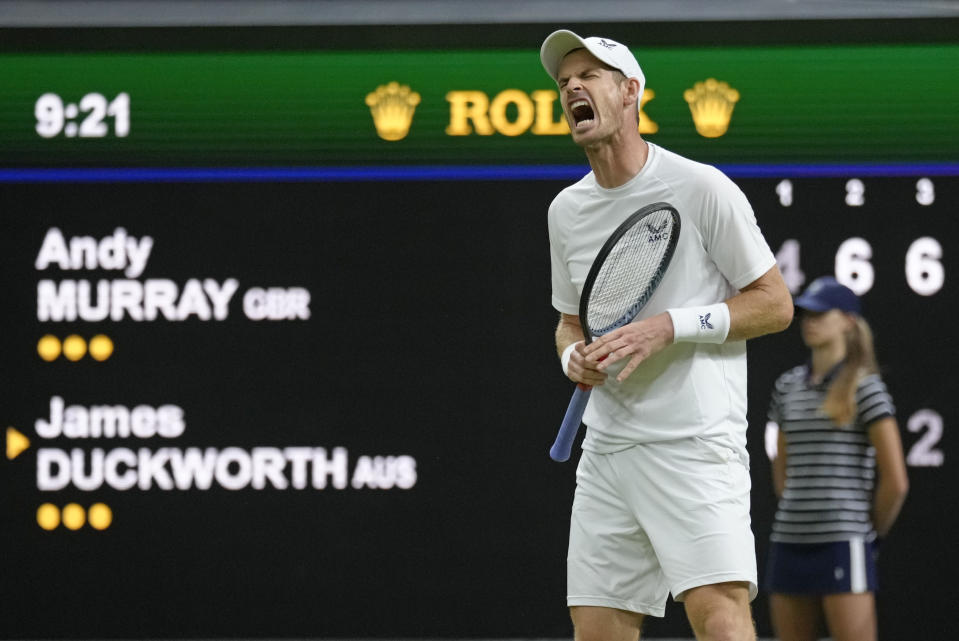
[
  {"x1": 561, "y1": 341, "x2": 581, "y2": 376},
  {"x1": 667, "y1": 303, "x2": 730, "y2": 344}
]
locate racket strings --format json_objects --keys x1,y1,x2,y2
[{"x1": 586, "y1": 209, "x2": 677, "y2": 336}]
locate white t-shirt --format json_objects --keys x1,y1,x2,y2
[{"x1": 548, "y1": 142, "x2": 776, "y2": 452}]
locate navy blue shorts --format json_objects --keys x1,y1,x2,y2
[{"x1": 764, "y1": 538, "x2": 879, "y2": 595}]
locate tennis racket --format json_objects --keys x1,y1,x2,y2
[{"x1": 550, "y1": 201, "x2": 681, "y2": 462}]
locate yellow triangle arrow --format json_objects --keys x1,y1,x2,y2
[{"x1": 6, "y1": 427, "x2": 30, "y2": 460}]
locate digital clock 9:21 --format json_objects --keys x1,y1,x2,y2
[{"x1": 34, "y1": 93, "x2": 130, "y2": 138}]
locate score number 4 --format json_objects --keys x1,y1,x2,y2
[
  {"x1": 35, "y1": 92, "x2": 130, "y2": 138},
  {"x1": 776, "y1": 236, "x2": 944, "y2": 297}
]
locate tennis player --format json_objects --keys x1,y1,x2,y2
[
  {"x1": 765, "y1": 277, "x2": 908, "y2": 641},
  {"x1": 541, "y1": 30, "x2": 793, "y2": 640}
]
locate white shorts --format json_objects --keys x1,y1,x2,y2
[{"x1": 567, "y1": 436, "x2": 758, "y2": 617}]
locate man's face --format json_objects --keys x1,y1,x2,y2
[{"x1": 556, "y1": 48, "x2": 633, "y2": 147}]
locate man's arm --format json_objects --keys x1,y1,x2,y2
[
  {"x1": 725, "y1": 264, "x2": 794, "y2": 342},
  {"x1": 555, "y1": 313, "x2": 585, "y2": 358},
  {"x1": 583, "y1": 264, "x2": 794, "y2": 382}
]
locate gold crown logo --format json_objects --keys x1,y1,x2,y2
[
  {"x1": 683, "y1": 78, "x2": 740, "y2": 138},
  {"x1": 365, "y1": 82, "x2": 421, "y2": 141}
]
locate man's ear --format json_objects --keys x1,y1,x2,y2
[{"x1": 622, "y1": 76, "x2": 641, "y2": 109}]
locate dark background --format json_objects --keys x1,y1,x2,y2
[
  {"x1": 1, "y1": 7, "x2": 957, "y2": 640},
  {"x1": 0, "y1": 175, "x2": 954, "y2": 639}
]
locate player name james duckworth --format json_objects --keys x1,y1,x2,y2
[
  {"x1": 35, "y1": 396, "x2": 417, "y2": 491},
  {"x1": 35, "y1": 228, "x2": 310, "y2": 321}
]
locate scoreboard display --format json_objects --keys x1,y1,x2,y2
[{"x1": 0, "y1": 21, "x2": 956, "y2": 640}]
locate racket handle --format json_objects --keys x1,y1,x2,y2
[{"x1": 550, "y1": 384, "x2": 592, "y2": 462}]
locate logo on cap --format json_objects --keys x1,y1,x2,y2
[{"x1": 597, "y1": 39, "x2": 617, "y2": 49}]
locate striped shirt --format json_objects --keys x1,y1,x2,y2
[{"x1": 768, "y1": 363, "x2": 895, "y2": 544}]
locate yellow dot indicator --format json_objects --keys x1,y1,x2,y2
[
  {"x1": 62, "y1": 335, "x2": 87, "y2": 361},
  {"x1": 62, "y1": 503, "x2": 86, "y2": 530},
  {"x1": 88, "y1": 334, "x2": 114, "y2": 361},
  {"x1": 37, "y1": 503, "x2": 60, "y2": 530},
  {"x1": 37, "y1": 335, "x2": 62, "y2": 361},
  {"x1": 88, "y1": 503, "x2": 113, "y2": 530}
]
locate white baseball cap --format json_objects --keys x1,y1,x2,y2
[{"x1": 540, "y1": 29, "x2": 645, "y2": 97}]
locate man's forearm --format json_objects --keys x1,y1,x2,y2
[
  {"x1": 555, "y1": 314, "x2": 585, "y2": 358},
  {"x1": 725, "y1": 266, "x2": 794, "y2": 342}
]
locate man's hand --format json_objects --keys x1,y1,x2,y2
[
  {"x1": 556, "y1": 313, "x2": 608, "y2": 386},
  {"x1": 566, "y1": 341, "x2": 608, "y2": 386},
  {"x1": 582, "y1": 312, "x2": 674, "y2": 382}
]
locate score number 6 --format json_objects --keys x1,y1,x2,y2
[{"x1": 835, "y1": 236, "x2": 944, "y2": 296}]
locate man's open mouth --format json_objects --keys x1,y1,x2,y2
[{"x1": 570, "y1": 99, "x2": 595, "y2": 128}]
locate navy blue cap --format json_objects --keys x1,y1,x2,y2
[{"x1": 794, "y1": 276, "x2": 860, "y2": 314}]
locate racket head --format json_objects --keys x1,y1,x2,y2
[{"x1": 579, "y1": 202, "x2": 681, "y2": 342}]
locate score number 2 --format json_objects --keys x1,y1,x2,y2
[{"x1": 35, "y1": 92, "x2": 130, "y2": 138}]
